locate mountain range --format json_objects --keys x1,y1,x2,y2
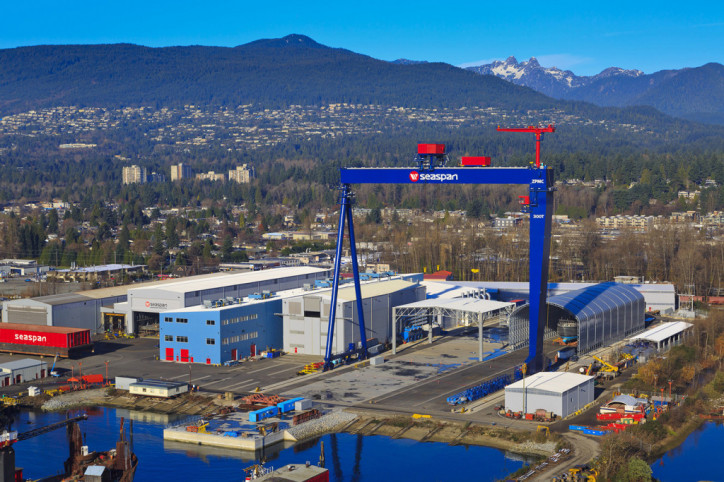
[
  {"x1": 0, "y1": 34, "x2": 721, "y2": 132},
  {"x1": 466, "y1": 57, "x2": 724, "y2": 124},
  {"x1": 0, "y1": 35, "x2": 555, "y2": 115}
]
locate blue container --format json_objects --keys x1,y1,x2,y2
[
  {"x1": 248, "y1": 406, "x2": 278, "y2": 422},
  {"x1": 568, "y1": 425, "x2": 585, "y2": 431},
  {"x1": 277, "y1": 397, "x2": 305, "y2": 413}
]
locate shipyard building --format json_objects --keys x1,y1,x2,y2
[
  {"x1": 160, "y1": 293, "x2": 286, "y2": 364},
  {"x1": 2, "y1": 267, "x2": 331, "y2": 335},
  {"x1": 449, "y1": 281, "x2": 675, "y2": 314},
  {"x1": 122, "y1": 266, "x2": 332, "y2": 335},
  {"x1": 2, "y1": 288, "x2": 130, "y2": 333},
  {"x1": 160, "y1": 276, "x2": 424, "y2": 364},
  {"x1": 282, "y1": 280, "x2": 426, "y2": 356},
  {"x1": 507, "y1": 282, "x2": 646, "y2": 353},
  {"x1": 505, "y1": 372, "x2": 594, "y2": 418}
]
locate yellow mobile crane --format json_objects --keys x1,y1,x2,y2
[{"x1": 592, "y1": 355, "x2": 619, "y2": 373}]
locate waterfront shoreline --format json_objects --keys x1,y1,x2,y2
[
  {"x1": 26, "y1": 388, "x2": 560, "y2": 458},
  {"x1": 340, "y1": 413, "x2": 558, "y2": 457}
]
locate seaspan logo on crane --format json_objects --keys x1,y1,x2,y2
[{"x1": 409, "y1": 171, "x2": 458, "y2": 183}]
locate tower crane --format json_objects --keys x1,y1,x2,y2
[{"x1": 496, "y1": 125, "x2": 555, "y2": 168}]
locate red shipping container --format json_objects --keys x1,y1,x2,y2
[
  {"x1": 417, "y1": 143, "x2": 445, "y2": 155},
  {"x1": 81, "y1": 374, "x2": 104, "y2": 384},
  {"x1": 708, "y1": 296, "x2": 724, "y2": 305},
  {"x1": 0, "y1": 323, "x2": 91, "y2": 348},
  {"x1": 461, "y1": 156, "x2": 491, "y2": 167}
]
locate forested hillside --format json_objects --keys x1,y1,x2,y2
[
  {"x1": 0, "y1": 35, "x2": 554, "y2": 114},
  {"x1": 1, "y1": 35, "x2": 723, "y2": 216}
]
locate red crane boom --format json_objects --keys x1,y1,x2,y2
[{"x1": 496, "y1": 124, "x2": 555, "y2": 168}]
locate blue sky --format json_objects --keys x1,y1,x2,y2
[{"x1": 2, "y1": 1, "x2": 722, "y2": 75}]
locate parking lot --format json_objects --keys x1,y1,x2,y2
[{"x1": 0, "y1": 337, "x2": 323, "y2": 397}]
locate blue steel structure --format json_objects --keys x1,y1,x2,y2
[{"x1": 325, "y1": 137, "x2": 556, "y2": 372}]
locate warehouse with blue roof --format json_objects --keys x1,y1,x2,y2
[{"x1": 507, "y1": 282, "x2": 646, "y2": 353}]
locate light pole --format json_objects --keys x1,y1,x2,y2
[
  {"x1": 668, "y1": 380, "x2": 673, "y2": 401},
  {"x1": 187, "y1": 364, "x2": 192, "y2": 391},
  {"x1": 522, "y1": 363, "x2": 527, "y2": 416},
  {"x1": 104, "y1": 361, "x2": 109, "y2": 386},
  {"x1": 653, "y1": 374, "x2": 658, "y2": 395}
]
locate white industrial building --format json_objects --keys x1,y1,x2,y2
[
  {"x1": 505, "y1": 372, "x2": 594, "y2": 418},
  {"x1": 122, "y1": 266, "x2": 332, "y2": 334},
  {"x1": 448, "y1": 281, "x2": 676, "y2": 314},
  {"x1": 115, "y1": 376, "x2": 142, "y2": 391},
  {"x1": 282, "y1": 279, "x2": 426, "y2": 356},
  {"x1": 2, "y1": 267, "x2": 332, "y2": 335},
  {"x1": 2, "y1": 288, "x2": 129, "y2": 334},
  {"x1": 0, "y1": 359, "x2": 48, "y2": 386},
  {"x1": 630, "y1": 321, "x2": 693, "y2": 352},
  {"x1": 419, "y1": 281, "x2": 490, "y2": 300}
]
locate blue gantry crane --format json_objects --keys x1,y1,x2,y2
[{"x1": 324, "y1": 127, "x2": 555, "y2": 373}]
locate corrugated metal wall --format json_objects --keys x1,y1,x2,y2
[
  {"x1": 5, "y1": 306, "x2": 48, "y2": 325},
  {"x1": 508, "y1": 283, "x2": 645, "y2": 354}
]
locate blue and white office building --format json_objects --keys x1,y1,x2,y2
[
  {"x1": 160, "y1": 294, "x2": 286, "y2": 364},
  {"x1": 160, "y1": 275, "x2": 426, "y2": 364}
]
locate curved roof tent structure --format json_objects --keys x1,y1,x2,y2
[{"x1": 508, "y1": 282, "x2": 645, "y2": 354}]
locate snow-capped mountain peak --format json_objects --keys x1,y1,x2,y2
[{"x1": 466, "y1": 57, "x2": 649, "y2": 97}]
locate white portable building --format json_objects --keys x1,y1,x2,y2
[
  {"x1": 0, "y1": 358, "x2": 48, "y2": 386},
  {"x1": 505, "y1": 372, "x2": 594, "y2": 418}
]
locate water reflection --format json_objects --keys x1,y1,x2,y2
[
  {"x1": 651, "y1": 421, "x2": 724, "y2": 482},
  {"x1": 13, "y1": 407, "x2": 529, "y2": 482}
]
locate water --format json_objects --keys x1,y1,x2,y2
[
  {"x1": 651, "y1": 421, "x2": 724, "y2": 482},
  {"x1": 11, "y1": 407, "x2": 532, "y2": 481}
]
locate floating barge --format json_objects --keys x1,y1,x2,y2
[{"x1": 163, "y1": 406, "x2": 321, "y2": 451}]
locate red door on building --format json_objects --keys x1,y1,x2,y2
[
  {"x1": 41, "y1": 369, "x2": 45, "y2": 378},
  {"x1": 250, "y1": 344, "x2": 256, "y2": 357},
  {"x1": 231, "y1": 349, "x2": 237, "y2": 360},
  {"x1": 180, "y1": 349, "x2": 189, "y2": 363},
  {"x1": 165, "y1": 348, "x2": 174, "y2": 361}
]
